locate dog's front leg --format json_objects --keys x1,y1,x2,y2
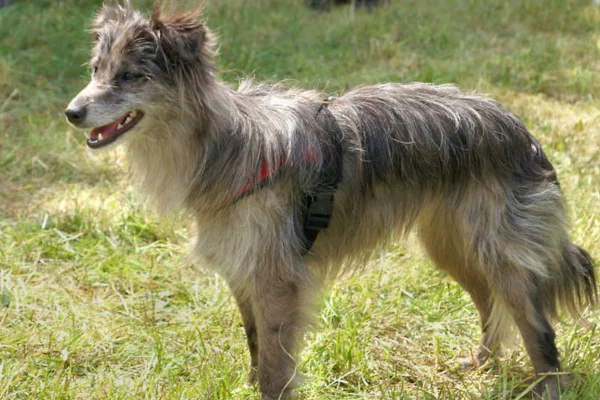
[
  {"x1": 252, "y1": 266, "x2": 311, "y2": 400},
  {"x1": 229, "y1": 287, "x2": 259, "y2": 386}
]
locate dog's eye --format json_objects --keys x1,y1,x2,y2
[
  {"x1": 92, "y1": 64, "x2": 98, "y2": 75},
  {"x1": 120, "y1": 72, "x2": 141, "y2": 82}
]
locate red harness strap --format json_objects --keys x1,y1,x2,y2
[
  {"x1": 234, "y1": 158, "x2": 284, "y2": 199},
  {"x1": 233, "y1": 150, "x2": 320, "y2": 201}
]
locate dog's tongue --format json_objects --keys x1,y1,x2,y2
[{"x1": 89, "y1": 114, "x2": 127, "y2": 140}]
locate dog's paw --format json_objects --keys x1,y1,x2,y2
[
  {"x1": 534, "y1": 374, "x2": 574, "y2": 400},
  {"x1": 244, "y1": 368, "x2": 258, "y2": 388},
  {"x1": 458, "y1": 356, "x2": 479, "y2": 370},
  {"x1": 458, "y1": 348, "x2": 499, "y2": 370}
]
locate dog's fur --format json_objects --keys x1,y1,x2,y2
[{"x1": 66, "y1": 3, "x2": 597, "y2": 399}]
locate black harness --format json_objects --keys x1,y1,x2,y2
[{"x1": 300, "y1": 103, "x2": 343, "y2": 255}]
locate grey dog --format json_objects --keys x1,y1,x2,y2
[{"x1": 65, "y1": 3, "x2": 596, "y2": 399}]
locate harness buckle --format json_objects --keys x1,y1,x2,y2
[{"x1": 304, "y1": 188, "x2": 336, "y2": 231}]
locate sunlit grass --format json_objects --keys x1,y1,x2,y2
[{"x1": 0, "y1": 0, "x2": 599, "y2": 398}]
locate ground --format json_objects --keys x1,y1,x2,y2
[{"x1": 0, "y1": 0, "x2": 599, "y2": 399}]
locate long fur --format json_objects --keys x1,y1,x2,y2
[{"x1": 67, "y1": 4, "x2": 597, "y2": 399}]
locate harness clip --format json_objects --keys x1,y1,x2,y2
[{"x1": 304, "y1": 188, "x2": 336, "y2": 231}]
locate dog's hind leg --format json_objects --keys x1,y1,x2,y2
[
  {"x1": 418, "y1": 219, "x2": 506, "y2": 367},
  {"x1": 490, "y1": 267, "x2": 563, "y2": 399},
  {"x1": 471, "y1": 181, "x2": 585, "y2": 399}
]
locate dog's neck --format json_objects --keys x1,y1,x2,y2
[
  {"x1": 120, "y1": 79, "x2": 236, "y2": 215},
  {"x1": 125, "y1": 78, "x2": 326, "y2": 216}
]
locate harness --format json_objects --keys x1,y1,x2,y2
[
  {"x1": 228, "y1": 102, "x2": 343, "y2": 255},
  {"x1": 302, "y1": 103, "x2": 343, "y2": 254}
]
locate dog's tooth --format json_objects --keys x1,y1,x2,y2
[
  {"x1": 98, "y1": 133, "x2": 103, "y2": 141},
  {"x1": 117, "y1": 123, "x2": 123, "y2": 130}
]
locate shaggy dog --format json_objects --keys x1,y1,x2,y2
[{"x1": 65, "y1": 3, "x2": 596, "y2": 399}]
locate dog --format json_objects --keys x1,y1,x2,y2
[{"x1": 65, "y1": 3, "x2": 597, "y2": 399}]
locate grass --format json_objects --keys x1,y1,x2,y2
[{"x1": 0, "y1": 0, "x2": 599, "y2": 398}]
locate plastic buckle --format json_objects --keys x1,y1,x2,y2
[{"x1": 304, "y1": 189, "x2": 335, "y2": 230}]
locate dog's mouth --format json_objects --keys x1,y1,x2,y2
[{"x1": 87, "y1": 110, "x2": 144, "y2": 149}]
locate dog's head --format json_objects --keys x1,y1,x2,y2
[{"x1": 65, "y1": 2, "x2": 213, "y2": 149}]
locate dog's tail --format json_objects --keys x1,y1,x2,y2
[
  {"x1": 549, "y1": 243, "x2": 597, "y2": 318},
  {"x1": 532, "y1": 145, "x2": 597, "y2": 317}
]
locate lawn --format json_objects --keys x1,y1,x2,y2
[{"x1": 0, "y1": 0, "x2": 599, "y2": 399}]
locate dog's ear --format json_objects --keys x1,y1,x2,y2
[
  {"x1": 91, "y1": 2, "x2": 131, "y2": 40},
  {"x1": 150, "y1": 6, "x2": 211, "y2": 62}
]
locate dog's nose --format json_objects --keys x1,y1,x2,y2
[{"x1": 65, "y1": 106, "x2": 87, "y2": 124}]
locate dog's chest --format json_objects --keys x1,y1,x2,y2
[{"x1": 190, "y1": 188, "x2": 295, "y2": 279}]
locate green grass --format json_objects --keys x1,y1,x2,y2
[{"x1": 1, "y1": 0, "x2": 599, "y2": 398}]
